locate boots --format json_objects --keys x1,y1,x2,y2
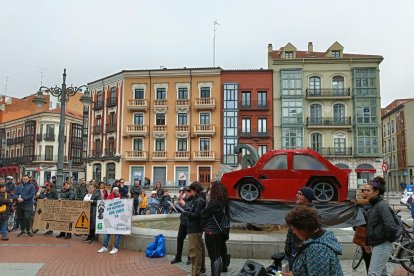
[{"x1": 211, "y1": 257, "x2": 222, "y2": 276}]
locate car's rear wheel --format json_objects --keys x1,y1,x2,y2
[
  {"x1": 238, "y1": 182, "x2": 260, "y2": 202},
  {"x1": 312, "y1": 180, "x2": 336, "y2": 202}
]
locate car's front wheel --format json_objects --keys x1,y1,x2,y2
[
  {"x1": 312, "y1": 181, "x2": 336, "y2": 202},
  {"x1": 238, "y1": 182, "x2": 260, "y2": 202}
]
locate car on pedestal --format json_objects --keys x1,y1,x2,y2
[{"x1": 221, "y1": 149, "x2": 349, "y2": 203}]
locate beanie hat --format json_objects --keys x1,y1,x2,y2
[{"x1": 299, "y1": 187, "x2": 315, "y2": 202}]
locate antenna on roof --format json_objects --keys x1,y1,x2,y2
[
  {"x1": 4, "y1": 76, "x2": 9, "y2": 96},
  {"x1": 213, "y1": 20, "x2": 220, "y2": 67},
  {"x1": 38, "y1": 67, "x2": 47, "y2": 86}
]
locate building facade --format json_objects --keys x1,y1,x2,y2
[
  {"x1": 268, "y1": 41, "x2": 384, "y2": 189},
  {"x1": 221, "y1": 70, "x2": 274, "y2": 165},
  {"x1": 382, "y1": 99, "x2": 414, "y2": 190},
  {"x1": 87, "y1": 68, "x2": 222, "y2": 187}
]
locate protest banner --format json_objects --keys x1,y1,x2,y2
[
  {"x1": 33, "y1": 199, "x2": 91, "y2": 235},
  {"x1": 95, "y1": 198, "x2": 133, "y2": 235}
]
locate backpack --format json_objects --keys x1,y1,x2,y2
[{"x1": 390, "y1": 207, "x2": 404, "y2": 241}]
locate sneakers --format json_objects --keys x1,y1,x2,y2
[
  {"x1": 170, "y1": 257, "x2": 182, "y2": 264},
  {"x1": 17, "y1": 231, "x2": 25, "y2": 237},
  {"x1": 98, "y1": 247, "x2": 108, "y2": 253},
  {"x1": 109, "y1": 248, "x2": 119, "y2": 255}
]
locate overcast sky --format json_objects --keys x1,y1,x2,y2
[{"x1": 1, "y1": 0, "x2": 413, "y2": 107}]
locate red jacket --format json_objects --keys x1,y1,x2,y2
[{"x1": 108, "y1": 192, "x2": 121, "y2": 200}]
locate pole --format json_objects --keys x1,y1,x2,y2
[{"x1": 56, "y1": 69, "x2": 67, "y2": 191}]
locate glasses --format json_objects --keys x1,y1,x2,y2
[{"x1": 361, "y1": 189, "x2": 372, "y2": 192}]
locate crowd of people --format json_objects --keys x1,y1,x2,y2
[{"x1": 0, "y1": 174, "x2": 403, "y2": 276}]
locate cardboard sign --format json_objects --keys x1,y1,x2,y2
[
  {"x1": 95, "y1": 198, "x2": 133, "y2": 235},
  {"x1": 33, "y1": 199, "x2": 91, "y2": 235}
]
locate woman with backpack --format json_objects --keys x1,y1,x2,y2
[{"x1": 364, "y1": 176, "x2": 401, "y2": 276}]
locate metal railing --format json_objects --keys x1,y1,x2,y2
[
  {"x1": 306, "y1": 88, "x2": 351, "y2": 97},
  {"x1": 306, "y1": 117, "x2": 352, "y2": 126}
]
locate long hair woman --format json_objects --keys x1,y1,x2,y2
[{"x1": 201, "y1": 180, "x2": 229, "y2": 276}]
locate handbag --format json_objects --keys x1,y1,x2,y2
[
  {"x1": 352, "y1": 226, "x2": 367, "y2": 246},
  {"x1": 213, "y1": 207, "x2": 230, "y2": 234},
  {"x1": 0, "y1": 193, "x2": 8, "y2": 213}
]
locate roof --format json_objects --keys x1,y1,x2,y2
[
  {"x1": 381, "y1": 98, "x2": 414, "y2": 117},
  {"x1": 269, "y1": 50, "x2": 383, "y2": 60}
]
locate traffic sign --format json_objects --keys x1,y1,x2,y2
[{"x1": 382, "y1": 162, "x2": 389, "y2": 173}]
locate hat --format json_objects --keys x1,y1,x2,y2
[
  {"x1": 299, "y1": 187, "x2": 315, "y2": 202},
  {"x1": 6, "y1": 176, "x2": 13, "y2": 180},
  {"x1": 151, "y1": 191, "x2": 157, "y2": 195}
]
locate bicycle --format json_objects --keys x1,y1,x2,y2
[
  {"x1": 7, "y1": 203, "x2": 18, "y2": 232},
  {"x1": 352, "y1": 210, "x2": 414, "y2": 273}
]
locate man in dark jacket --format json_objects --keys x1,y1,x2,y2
[
  {"x1": 13, "y1": 175, "x2": 35, "y2": 237},
  {"x1": 118, "y1": 179, "x2": 129, "y2": 199},
  {"x1": 75, "y1": 178, "x2": 88, "y2": 200},
  {"x1": 130, "y1": 179, "x2": 142, "y2": 215},
  {"x1": 183, "y1": 182, "x2": 206, "y2": 276},
  {"x1": 39, "y1": 183, "x2": 59, "y2": 236},
  {"x1": 56, "y1": 182, "x2": 75, "y2": 239}
]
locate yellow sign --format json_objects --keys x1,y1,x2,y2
[
  {"x1": 33, "y1": 200, "x2": 91, "y2": 235},
  {"x1": 75, "y1": 211, "x2": 89, "y2": 229}
]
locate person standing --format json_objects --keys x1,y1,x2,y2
[
  {"x1": 118, "y1": 179, "x2": 129, "y2": 199},
  {"x1": 183, "y1": 181, "x2": 206, "y2": 276},
  {"x1": 13, "y1": 175, "x2": 35, "y2": 237},
  {"x1": 56, "y1": 182, "x2": 75, "y2": 239},
  {"x1": 83, "y1": 184, "x2": 101, "y2": 243},
  {"x1": 5, "y1": 176, "x2": 15, "y2": 195},
  {"x1": 0, "y1": 182, "x2": 13, "y2": 240},
  {"x1": 138, "y1": 191, "x2": 148, "y2": 215},
  {"x1": 365, "y1": 176, "x2": 399, "y2": 276},
  {"x1": 98, "y1": 182, "x2": 108, "y2": 200},
  {"x1": 75, "y1": 178, "x2": 88, "y2": 200},
  {"x1": 148, "y1": 191, "x2": 159, "y2": 214},
  {"x1": 130, "y1": 179, "x2": 142, "y2": 215},
  {"x1": 39, "y1": 183, "x2": 59, "y2": 236}
]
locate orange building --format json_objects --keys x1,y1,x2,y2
[{"x1": 87, "y1": 68, "x2": 222, "y2": 187}]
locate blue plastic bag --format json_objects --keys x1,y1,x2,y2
[{"x1": 145, "y1": 234, "x2": 165, "y2": 258}]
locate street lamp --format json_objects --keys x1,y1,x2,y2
[{"x1": 33, "y1": 69, "x2": 92, "y2": 191}]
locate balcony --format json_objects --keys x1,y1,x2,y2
[
  {"x1": 124, "y1": 151, "x2": 148, "y2": 161},
  {"x1": 240, "y1": 100, "x2": 270, "y2": 110},
  {"x1": 92, "y1": 125, "x2": 103, "y2": 135},
  {"x1": 93, "y1": 101, "x2": 103, "y2": 110},
  {"x1": 175, "y1": 151, "x2": 190, "y2": 161},
  {"x1": 306, "y1": 88, "x2": 351, "y2": 99},
  {"x1": 313, "y1": 147, "x2": 353, "y2": 157},
  {"x1": 15, "y1": 136, "x2": 24, "y2": 144},
  {"x1": 193, "y1": 124, "x2": 216, "y2": 137},
  {"x1": 3, "y1": 157, "x2": 24, "y2": 165},
  {"x1": 127, "y1": 99, "x2": 149, "y2": 111},
  {"x1": 175, "y1": 125, "x2": 190, "y2": 137},
  {"x1": 194, "y1": 98, "x2": 216, "y2": 110},
  {"x1": 153, "y1": 125, "x2": 167, "y2": 136},
  {"x1": 176, "y1": 99, "x2": 190, "y2": 112},
  {"x1": 239, "y1": 131, "x2": 270, "y2": 138},
  {"x1": 106, "y1": 97, "x2": 117, "y2": 107},
  {"x1": 153, "y1": 99, "x2": 168, "y2": 113},
  {"x1": 124, "y1": 125, "x2": 149, "y2": 137},
  {"x1": 193, "y1": 151, "x2": 215, "y2": 161},
  {"x1": 104, "y1": 149, "x2": 115, "y2": 157},
  {"x1": 152, "y1": 151, "x2": 167, "y2": 161},
  {"x1": 106, "y1": 123, "x2": 117, "y2": 133},
  {"x1": 90, "y1": 150, "x2": 102, "y2": 159},
  {"x1": 43, "y1": 134, "x2": 55, "y2": 141},
  {"x1": 33, "y1": 155, "x2": 68, "y2": 162},
  {"x1": 306, "y1": 117, "x2": 352, "y2": 128}
]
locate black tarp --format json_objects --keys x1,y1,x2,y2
[{"x1": 229, "y1": 200, "x2": 366, "y2": 228}]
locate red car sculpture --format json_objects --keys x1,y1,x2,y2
[{"x1": 221, "y1": 149, "x2": 349, "y2": 203}]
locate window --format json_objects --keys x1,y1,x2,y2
[
  {"x1": 310, "y1": 104, "x2": 322, "y2": 124},
  {"x1": 223, "y1": 83, "x2": 238, "y2": 109},
  {"x1": 223, "y1": 112, "x2": 237, "y2": 136},
  {"x1": 110, "y1": 87, "x2": 116, "y2": 100},
  {"x1": 392, "y1": 137, "x2": 395, "y2": 151},
  {"x1": 334, "y1": 133, "x2": 346, "y2": 153},
  {"x1": 282, "y1": 99, "x2": 303, "y2": 124},
  {"x1": 281, "y1": 70, "x2": 302, "y2": 96},
  {"x1": 257, "y1": 145, "x2": 268, "y2": 157},
  {"x1": 311, "y1": 133, "x2": 322, "y2": 152},
  {"x1": 223, "y1": 138, "x2": 237, "y2": 165},
  {"x1": 241, "y1": 91, "x2": 251, "y2": 108},
  {"x1": 258, "y1": 118, "x2": 267, "y2": 135},
  {"x1": 45, "y1": 145, "x2": 53, "y2": 161},
  {"x1": 95, "y1": 140, "x2": 102, "y2": 155},
  {"x1": 177, "y1": 113, "x2": 187, "y2": 125},
  {"x1": 353, "y1": 68, "x2": 376, "y2": 96},
  {"x1": 93, "y1": 164, "x2": 102, "y2": 181},
  {"x1": 332, "y1": 51, "x2": 340, "y2": 58},
  {"x1": 109, "y1": 112, "x2": 115, "y2": 125},
  {"x1": 332, "y1": 76, "x2": 345, "y2": 95},
  {"x1": 309, "y1": 76, "x2": 321, "y2": 95},
  {"x1": 263, "y1": 154, "x2": 287, "y2": 170},
  {"x1": 258, "y1": 91, "x2": 267, "y2": 108},
  {"x1": 106, "y1": 163, "x2": 116, "y2": 183},
  {"x1": 293, "y1": 154, "x2": 327, "y2": 170},
  {"x1": 333, "y1": 104, "x2": 345, "y2": 124},
  {"x1": 285, "y1": 51, "x2": 293, "y2": 59},
  {"x1": 391, "y1": 120, "x2": 395, "y2": 133},
  {"x1": 156, "y1": 113, "x2": 165, "y2": 125},
  {"x1": 355, "y1": 98, "x2": 377, "y2": 124},
  {"x1": 282, "y1": 128, "x2": 303, "y2": 149},
  {"x1": 178, "y1": 87, "x2": 188, "y2": 99},
  {"x1": 134, "y1": 88, "x2": 144, "y2": 99},
  {"x1": 97, "y1": 91, "x2": 102, "y2": 102},
  {"x1": 156, "y1": 88, "x2": 166, "y2": 100},
  {"x1": 200, "y1": 87, "x2": 210, "y2": 98},
  {"x1": 200, "y1": 113, "x2": 210, "y2": 124},
  {"x1": 155, "y1": 138, "x2": 165, "y2": 151},
  {"x1": 107, "y1": 138, "x2": 115, "y2": 156},
  {"x1": 46, "y1": 124, "x2": 55, "y2": 137},
  {"x1": 177, "y1": 138, "x2": 187, "y2": 151},
  {"x1": 133, "y1": 138, "x2": 143, "y2": 151},
  {"x1": 241, "y1": 118, "x2": 251, "y2": 135},
  {"x1": 200, "y1": 138, "x2": 210, "y2": 151},
  {"x1": 134, "y1": 113, "x2": 144, "y2": 125},
  {"x1": 356, "y1": 127, "x2": 379, "y2": 155}
]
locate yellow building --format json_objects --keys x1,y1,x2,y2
[{"x1": 86, "y1": 68, "x2": 222, "y2": 187}]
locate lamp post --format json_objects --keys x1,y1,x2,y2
[{"x1": 33, "y1": 69, "x2": 92, "y2": 191}]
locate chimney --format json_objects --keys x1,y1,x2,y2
[
  {"x1": 268, "y1": 43, "x2": 273, "y2": 52},
  {"x1": 308, "y1": 42, "x2": 313, "y2": 52}
]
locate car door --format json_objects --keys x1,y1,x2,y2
[{"x1": 256, "y1": 153, "x2": 293, "y2": 201}]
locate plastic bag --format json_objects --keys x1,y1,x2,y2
[{"x1": 145, "y1": 234, "x2": 165, "y2": 258}]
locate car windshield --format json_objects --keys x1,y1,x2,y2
[
  {"x1": 263, "y1": 154, "x2": 287, "y2": 170},
  {"x1": 293, "y1": 154, "x2": 328, "y2": 171}
]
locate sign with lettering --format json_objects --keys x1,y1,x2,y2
[
  {"x1": 33, "y1": 200, "x2": 91, "y2": 235},
  {"x1": 95, "y1": 198, "x2": 133, "y2": 235}
]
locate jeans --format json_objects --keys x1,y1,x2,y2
[
  {"x1": 16, "y1": 205, "x2": 33, "y2": 233},
  {"x1": 103, "y1": 234, "x2": 121, "y2": 249},
  {"x1": 368, "y1": 241, "x2": 394, "y2": 276},
  {"x1": 0, "y1": 219, "x2": 7, "y2": 237}
]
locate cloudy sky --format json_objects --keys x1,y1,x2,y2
[{"x1": 1, "y1": 0, "x2": 413, "y2": 107}]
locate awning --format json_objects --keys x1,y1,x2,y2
[{"x1": 0, "y1": 166, "x2": 19, "y2": 173}]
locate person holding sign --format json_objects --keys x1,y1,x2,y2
[
  {"x1": 97, "y1": 187, "x2": 121, "y2": 255},
  {"x1": 57, "y1": 182, "x2": 75, "y2": 239},
  {"x1": 83, "y1": 184, "x2": 101, "y2": 244}
]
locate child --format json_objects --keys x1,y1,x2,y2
[
  {"x1": 148, "y1": 191, "x2": 159, "y2": 214},
  {"x1": 138, "y1": 191, "x2": 148, "y2": 215}
]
